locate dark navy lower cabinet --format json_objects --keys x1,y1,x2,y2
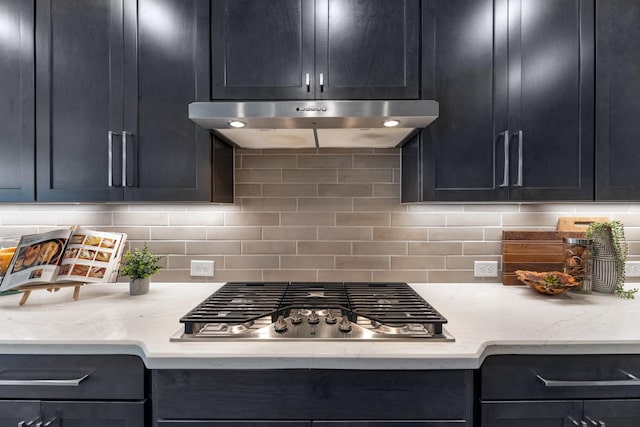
[
  {"x1": 0, "y1": 354, "x2": 146, "y2": 426},
  {"x1": 153, "y1": 369, "x2": 474, "y2": 426},
  {"x1": 481, "y1": 355, "x2": 640, "y2": 426},
  {"x1": 158, "y1": 422, "x2": 460, "y2": 426}
]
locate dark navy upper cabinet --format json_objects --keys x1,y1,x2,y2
[
  {"x1": 211, "y1": 0, "x2": 420, "y2": 100},
  {"x1": 36, "y1": 0, "x2": 232, "y2": 202},
  {"x1": 36, "y1": 0, "x2": 122, "y2": 202},
  {"x1": 407, "y1": 0, "x2": 497, "y2": 202},
  {"x1": 0, "y1": 0, "x2": 35, "y2": 202},
  {"x1": 595, "y1": 0, "x2": 640, "y2": 201},
  {"x1": 501, "y1": 0, "x2": 594, "y2": 201},
  {"x1": 211, "y1": 0, "x2": 315, "y2": 100},
  {"x1": 406, "y1": 0, "x2": 594, "y2": 202}
]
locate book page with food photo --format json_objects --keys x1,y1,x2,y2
[{"x1": 0, "y1": 228, "x2": 127, "y2": 293}]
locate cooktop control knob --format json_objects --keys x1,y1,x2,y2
[
  {"x1": 308, "y1": 309, "x2": 319, "y2": 324},
  {"x1": 338, "y1": 315, "x2": 352, "y2": 333},
  {"x1": 325, "y1": 310, "x2": 337, "y2": 324},
  {"x1": 290, "y1": 310, "x2": 303, "y2": 325},
  {"x1": 274, "y1": 315, "x2": 288, "y2": 333}
]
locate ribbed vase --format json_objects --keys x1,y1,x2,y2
[{"x1": 592, "y1": 237, "x2": 619, "y2": 294}]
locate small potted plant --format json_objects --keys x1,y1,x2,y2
[{"x1": 119, "y1": 243, "x2": 161, "y2": 295}]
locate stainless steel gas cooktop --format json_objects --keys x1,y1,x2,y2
[{"x1": 171, "y1": 282, "x2": 453, "y2": 342}]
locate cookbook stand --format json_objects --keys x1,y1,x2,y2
[{"x1": 16, "y1": 282, "x2": 85, "y2": 306}]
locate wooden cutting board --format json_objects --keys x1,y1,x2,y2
[
  {"x1": 557, "y1": 216, "x2": 609, "y2": 231},
  {"x1": 502, "y1": 231, "x2": 585, "y2": 285}
]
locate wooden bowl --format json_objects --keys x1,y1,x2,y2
[{"x1": 515, "y1": 270, "x2": 581, "y2": 295}]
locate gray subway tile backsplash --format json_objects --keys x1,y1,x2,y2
[{"x1": 1, "y1": 148, "x2": 639, "y2": 284}]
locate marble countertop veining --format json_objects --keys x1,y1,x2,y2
[{"x1": 0, "y1": 282, "x2": 639, "y2": 369}]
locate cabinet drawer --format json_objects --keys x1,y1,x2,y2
[
  {"x1": 481, "y1": 355, "x2": 640, "y2": 400},
  {"x1": 0, "y1": 354, "x2": 145, "y2": 400},
  {"x1": 153, "y1": 369, "x2": 474, "y2": 421}
]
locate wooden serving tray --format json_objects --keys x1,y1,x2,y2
[{"x1": 502, "y1": 231, "x2": 585, "y2": 285}]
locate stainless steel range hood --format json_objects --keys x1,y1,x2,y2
[{"x1": 189, "y1": 100, "x2": 438, "y2": 149}]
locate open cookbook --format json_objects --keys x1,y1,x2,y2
[{"x1": 0, "y1": 228, "x2": 127, "y2": 292}]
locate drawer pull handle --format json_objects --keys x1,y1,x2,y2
[
  {"x1": 0, "y1": 373, "x2": 89, "y2": 386},
  {"x1": 585, "y1": 416, "x2": 606, "y2": 427},
  {"x1": 18, "y1": 420, "x2": 39, "y2": 427},
  {"x1": 568, "y1": 417, "x2": 587, "y2": 427},
  {"x1": 537, "y1": 371, "x2": 640, "y2": 387},
  {"x1": 36, "y1": 418, "x2": 57, "y2": 427}
]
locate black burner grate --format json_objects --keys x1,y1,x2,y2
[
  {"x1": 280, "y1": 282, "x2": 351, "y2": 312},
  {"x1": 180, "y1": 281, "x2": 447, "y2": 335},
  {"x1": 180, "y1": 282, "x2": 287, "y2": 332},
  {"x1": 345, "y1": 282, "x2": 447, "y2": 334}
]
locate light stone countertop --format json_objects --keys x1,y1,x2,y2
[{"x1": 0, "y1": 282, "x2": 639, "y2": 370}]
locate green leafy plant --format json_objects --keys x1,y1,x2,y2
[
  {"x1": 119, "y1": 243, "x2": 161, "y2": 280},
  {"x1": 586, "y1": 221, "x2": 637, "y2": 299},
  {"x1": 544, "y1": 273, "x2": 560, "y2": 286}
]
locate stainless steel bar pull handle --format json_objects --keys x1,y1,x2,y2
[
  {"x1": 585, "y1": 416, "x2": 606, "y2": 427},
  {"x1": 122, "y1": 131, "x2": 131, "y2": 187},
  {"x1": 319, "y1": 73, "x2": 324, "y2": 92},
  {"x1": 305, "y1": 73, "x2": 310, "y2": 92},
  {"x1": 499, "y1": 130, "x2": 510, "y2": 187},
  {"x1": 568, "y1": 417, "x2": 587, "y2": 427},
  {"x1": 107, "y1": 131, "x2": 119, "y2": 187},
  {"x1": 35, "y1": 418, "x2": 57, "y2": 427},
  {"x1": 514, "y1": 130, "x2": 523, "y2": 187},
  {"x1": 18, "y1": 421, "x2": 38, "y2": 427},
  {"x1": 0, "y1": 373, "x2": 89, "y2": 386},
  {"x1": 537, "y1": 371, "x2": 640, "y2": 387}
]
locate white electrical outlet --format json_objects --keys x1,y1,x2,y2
[
  {"x1": 625, "y1": 261, "x2": 640, "y2": 277},
  {"x1": 190, "y1": 260, "x2": 214, "y2": 277},
  {"x1": 474, "y1": 260, "x2": 498, "y2": 277}
]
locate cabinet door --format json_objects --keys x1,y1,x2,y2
[
  {"x1": 315, "y1": 0, "x2": 420, "y2": 100},
  {"x1": 0, "y1": 0, "x2": 35, "y2": 201},
  {"x1": 481, "y1": 401, "x2": 583, "y2": 426},
  {"x1": 40, "y1": 401, "x2": 145, "y2": 427},
  {"x1": 584, "y1": 400, "x2": 640, "y2": 427},
  {"x1": 36, "y1": 0, "x2": 125, "y2": 202},
  {"x1": 503, "y1": 0, "x2": 594, "y2": 201},
  {"x1": 211, "y1": 0, "x2": 315, "y2": 100},
  {"x1": 417, "y1": 0, "x2": 498, "y2": 201},
  {"x1": 0, "y1": 400, "x2": 40, "y2": 426},
  {"x1": 595, "y1": 0, "x2": 640, "y2": 200},
  {"x1": 124, "y1": 0, "x2": 222, "y2": 201}
]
